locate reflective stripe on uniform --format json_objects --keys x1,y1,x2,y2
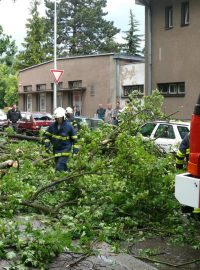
[
  {"x1": 73, "y1": 144, "x2": 79, "y2": 149},
  {"x1": 193, "y1": 208, "x2": 200, "y2": 213},
  {"x1": 177, "y1": 150, "x2": 185, "y2": 158},
  {"x1": 45, "y1": 131, "x2": 69, "y2": 141},
  {"x1": 186, "y1": 149, "x2": 190, "y2": 155},
  {"x1": 54, "y1": 152, "x2": 71, "y2": 157},
  {"x1": 176, "y1": 159, "x2": 184, "y2": 165}
]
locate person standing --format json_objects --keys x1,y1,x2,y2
[
  {"x1": 7, "y1": 104, "x2": 22, "y2": 131},
  {"x1": 104, "y1": 103, "x2": 113, "y2": 124},
  {"x1": 44, "y1": 107, "x2": 79, "y2": 172},
  {"x1": 73, "y1": 106, "x2": 81, "y2": 116},
  {"x1": 96, "y1": 104, "x2": 105, "y2": 120},
  {"x1": 112, "y1": 101, "x2": 121, "y2": 125}
]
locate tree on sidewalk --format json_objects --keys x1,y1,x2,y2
[{"x1": 44, "y1": 0, "x2": 121, "y2": 56}]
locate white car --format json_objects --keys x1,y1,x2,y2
[{"x1": 140, "y1": 121, "x2": 190, "y2": 153}]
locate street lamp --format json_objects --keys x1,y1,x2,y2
[{"x1": 53, "y1": 0, "x2": 57, "y2": 111}]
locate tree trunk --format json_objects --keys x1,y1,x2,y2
[{"x1": 0, "y1": 160, "x2": 18, "y2": 169}]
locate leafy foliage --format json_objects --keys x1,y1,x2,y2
[
  {"x1": 0, "y1": 25, "x2": 18, "y2": 107},
  {"x1": 0, "y1": 91, "x2": 200, "y2": 268}
]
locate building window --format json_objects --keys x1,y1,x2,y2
[
  {"x1": 68, "y1": 80, "x2": 82, "y2": 89},
  {"x1": 51, "y1": 82, "x2": 63, "y2": 90},
  {"x1": 36, "y1": 84, "x2": 46, "y2": 91},
  {"x1": 39, "y1": 93, "x2": 46, "y2": 112},
  {"x1": 27, "y1": 94, "x2": 32, "y2": 112},
  {"x1": 165, "y1": 6, "x2": 173, "y2": 29},
  {"x1": 57, "y1": 93, "x2": 63, "y2": 107},
  {"x1": 123, "y1": 85, "x2": 144, "y2": 97},
  {"x1": 157, "y1": 82, "x2": 185, "y2": 96},
  {"x1": 23, "y1": 85, "x2": 32, "y2": 92},
  {"x1": 181, "y1": 2, "x2": 189, "y2": 26}
]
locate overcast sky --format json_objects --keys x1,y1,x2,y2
[{"x1": 0, "y1": 0, "x2": 144, "y2": 49}]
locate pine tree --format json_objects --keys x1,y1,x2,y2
[
  {"x1": 16, "y1": 0, "x2": 50, "y2": 69},
  {"x1": 122, "y1": 9, "x2": 143, "y2": 55},
  {"x1": 44, "y1": 0, "x2": 120, "y2": 56}
]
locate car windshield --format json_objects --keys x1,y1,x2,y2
[
  {"x1": 32, "y1": 113, "x2": 52, "y2": 120},
  {"x1": 21, "y1": 112, "x2": 52, "y2": 121}
]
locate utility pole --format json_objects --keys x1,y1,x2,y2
[{"x1": 53, "y1": 0, "x2": 57, "y2": 111}]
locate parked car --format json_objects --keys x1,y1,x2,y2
[
  {"x1": 17, "y1": 112, "x2": 53, "y2": 135},
  {"x1": 74, "y1": 116, "x2": 103, "y2": 130},
  {"x1": 0, "y1": 109, "x2": 9, "y2": 131},
  {"x1": 139, "y1": 121, "x2": 190, "y2": 153}
]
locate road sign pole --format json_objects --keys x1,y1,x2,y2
[{"x1": 53, "y1": 0, "x2": 57, "y2": 111}]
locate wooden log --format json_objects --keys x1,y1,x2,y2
[
  {"x1": 0, "y1": 132, "x2": 41, "y2": 141},
  {"x1": 0, "y1": 160, "x2": 18, "y2": 169}
]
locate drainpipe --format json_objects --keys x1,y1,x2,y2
[
  {"x1": 115, "y1": 58, "x2": 120, "y2": 101},
  {"x1": 146, "y1": 5, "x2": 152, "y2": 96}
]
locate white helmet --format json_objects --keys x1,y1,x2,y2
[
  {"x1": 54, "y1": 107, "x2": 66, "y2": 118},
  {"x1": 66, "y1": 107, "x2": 73, "y2": 114}
]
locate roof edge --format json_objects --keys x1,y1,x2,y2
[
  {"x1": 19, "y1": 53, "x2": 144, "y2": 72},
  {"x1": 135, "y1": 0, "x2": 151, "y2": 6}
]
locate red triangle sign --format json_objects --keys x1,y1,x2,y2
[{"x1": 50, "y1": 69, "x2": 64, "y2": 84}]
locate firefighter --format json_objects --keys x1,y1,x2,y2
[
  {"x1": 65, "y1": 107, "x2": 78, "y2": 131},
  {"x1": 175, "y1": 133, "x2": 190, "y2": 169},
  {"x1": 175, "y1": 132, "x2": 200, "y2": 215},
  {"x1": 44, "y1": 107, "x2": 79, "y2": 172}
]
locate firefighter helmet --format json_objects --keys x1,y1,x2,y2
[
  {"x1": 54, "y1": 107, "x2": 66, "y2": 118},
  {"x1": 66, "y1": 107, "x2": 73, "y2": 114}
]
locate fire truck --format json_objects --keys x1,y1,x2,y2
[{"x1": 175, "y1": 94, "x2": 200, "y2": 208}]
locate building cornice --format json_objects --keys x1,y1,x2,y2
[
  {"x1": 19, "y1": 53, "x2": 144, "y2": 72},
  {"x1": 135, "y1": 0, "x2": 151, "y2": 6}
]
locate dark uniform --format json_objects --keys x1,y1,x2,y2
[
  {"x1": 66, "y1": 115, "x2": 78, "y2": 131},
  {"x1": 44, "y1": 120, "x2": 79, "y2": 172},
  {"x1": 175, "y1": 133, "x2": 190, "y2": 169},
  {"x1": 7, "y1": 107, "x2": 22, "y2": 131}
]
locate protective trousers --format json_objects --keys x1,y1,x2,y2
[{"x1": 55, "y1": 156, "x2": 69, "y2": 172}]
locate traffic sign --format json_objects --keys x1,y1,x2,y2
[{"x1": 50, "y1": 69, "x2": 64, "y2": 84}]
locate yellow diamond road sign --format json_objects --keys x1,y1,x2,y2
[{"x1": 50, "y1": 69, "x2": 64, "y2": 84}]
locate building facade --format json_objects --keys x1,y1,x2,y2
[
  {"x1": 18, "y1": 53, "x2": 144, "y2": 117},
  {"x1": 136, "y1": 0, "x2": 200, "y2": 120}
]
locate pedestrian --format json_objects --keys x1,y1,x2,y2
[
  {"x1": 111, "y1": 101, "x2": 121, "y2": 125},
  {"x1": 96, "y1": 104, "x2": 105, "y2": 120},
  {"x1": 104, "y1": 103, "x2": 113, "y2": 124},
  {"x1": 66, "y1": 107, "x2": 78, "y2": 131},
  {"x1": 73, "y1": 105, "x2": 81, "y2": 116},
  {"x1": 44, "y1": 107, "x2": 79, "y2": 172},
  {"x1": 7, "y1": 104, "x2": 22, "y2": 131},
  {"x1": 175, "y1": 132, "x2": 200, "y2": 215}
]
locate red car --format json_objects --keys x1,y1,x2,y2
[{"x1": 17, "y1": 112, "x2": 54, "y2": 135}]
